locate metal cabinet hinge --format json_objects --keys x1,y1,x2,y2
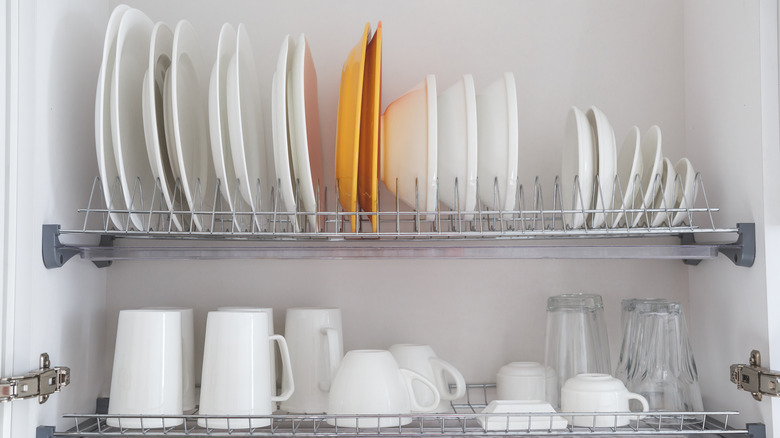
[
  {"x1": 731, "y1": 350, "x2": 779, "y2": 401},
  {"x1": 0, "y1": 353, "x2": 70, "y2": 404}
]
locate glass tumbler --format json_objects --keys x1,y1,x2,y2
[
  {"x1": 615, "y1": 299, "x2": 703, "y2": 413},
  {"x1": 543, "y1": 293, "x2": 611, "y2": 408}
]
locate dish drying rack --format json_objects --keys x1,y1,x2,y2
[
  {"x1": 41, "y1": 384, "x2": 760, "y2": 437},
  {"x1": 42, "y1": 173, "x2": 755, "y2": 268}
]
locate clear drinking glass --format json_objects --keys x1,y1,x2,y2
[
  {"x1": 543, "y1": 293, "x2": 611, "y2": 408},
  {"x1": 615, "y1": 299, "x2": 703, "y2": 413}
]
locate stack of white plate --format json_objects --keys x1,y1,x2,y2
[
  {"x1": 95, "y1": 6, "x2": 323, "y2": 232},
  {"x1": 562, "y1": 106, "x2": 697, "y2": 229}
]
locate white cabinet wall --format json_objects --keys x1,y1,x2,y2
[{"x1": 4, "y1": 1, "x2": 779, "y2": 437}]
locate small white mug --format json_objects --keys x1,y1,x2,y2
[
  {"x1": 389, "y1": 344, "x2": 466, "y2": 412},
  {"x1": 561, "y1": 373, "x2": 649, "y2": 427},
  {"x1": 107, "y1": 309, "x2": 184, "y2": 428},
  {"x1": 198, "y1": 311, "x2": 294, "y2": 429},
  {"x1": 496, "y1": 362, "x2": 548, "y2": 402},
  {"x1": 327, "y1": 350, "x2": 440, "y2": 428},
  {"x1": 281, "y1": 307, "x2": 343, "y2": 413}
]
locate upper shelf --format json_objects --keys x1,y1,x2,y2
[{"x1": 42, "y1": 174, "x2": 756, "y2": 268}]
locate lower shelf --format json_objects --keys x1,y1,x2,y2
[{"x1": 50, "y1": 385, "x2": 754, "y2": 437}]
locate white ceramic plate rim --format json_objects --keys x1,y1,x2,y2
[
  {"x1": 610, "y1": 126, "x2": 642, "y2": 228},
  {"x1": 561, "y1": 106, "x2": 595, "y2": 229},
  {"x1": 632, "y1": 125, "x2": 663, "y2": 227},
  {"x1": 502, "y1": 72, "x2": 519, "y2": 213},
  {"x1": 464, "y1": 74, "x2": 478, "y2": 213},
  {"x1": 171, "y1": 19, "x2": 210, "y2": 231},
  {"x1": 425, "y1": 74, "x2": 438, "y2": 218},
  {"x1": 209, "y1": 23, "x2": 238, "y2": 215},
  {"x1": 672, "y1": 157, "x2": 696, "y2": 226},
  {"x1": 111, "y1": 8, "x2": 155, "y2": 231},
  {"x1": 651, "y1": 157, "x2": 676, "y2": 227},
  {"x1": 586, "y1": 106, "x2": 616, "y2": 228},
  {"x1": 143, "y1": 21, "x2": 183, "y2": 231},
  {"x1": 272, "y1": 35, "x2": 298, "y2": 229},
  {"x1": 96, "y1": 5, "x2": 130, "y2": 231},
  {"x1": 289, "y1": 34, "x2": 322, "y2": 230}
]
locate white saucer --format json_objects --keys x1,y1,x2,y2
[
  {"x1": 610, "y1": 126, "x2": 643, "y2": 228},
  {"x1": 561, "y1": 106, "x2": 595, "y2": 229}
]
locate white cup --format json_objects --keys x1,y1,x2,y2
[
  {"x1": 561, "y1": 373, "x2": 649, "y2": 427},
  {"x1": 198, "y1": 311, "x2": 294, "y2": 429},
  {"x1": 218, "y1": 307, "x2": 277, "y2": 391},
  {"x1": 143, "y1": 307, "x2": 195, "y2": 411},
  {"x1": 389, "y1": 344, "x2": 466, "y2": 413},
  {"x1": 327, "y1": 349, "x2": 440, "y2": 428},
  {"x1": 280, "y1": 307, "x2": 343, "y2": 413},
  {"x1": 107, "y1": 309, "x2": 184, "y2": 428},
  {"x1": 496, "y1": 362, "x2": 548, "y2": 402}
]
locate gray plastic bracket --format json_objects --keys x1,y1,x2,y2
[
  {"x1": 747, "y1": 423, "x2": 766, "y2": 438},
  {"x1": 35, "y1": 426, "x2": 55, "y2": 438},
  {"x1": 681, "y1": 222, "x2": 755, "y2": 267},
  {"x1": 42, "y1": 224, "x2": 113, "y2": 269}
]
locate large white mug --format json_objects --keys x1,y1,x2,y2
[
  {"x1": 198, "y1": 311, "x2": 294, "y2": 429},
  {"x1": 107, "y1": 309, "x2": 183, "y2": 428},
  {"x1": 280, "y1": 307, "x2": 343, "y2": 413},
  {"x1": 389, "y1": 344, "x2": 466, "y2": 412},
  {"x1": 218, "y1": 307, "x2": 277, "y2": 391},
  {"x1": 327, "y1": 349, "x2": 440, "y2": 428},
  {"x1": 561, "y1": 373, "x2": 649, "y2": 427},
  {"x1": 496, "y1": 362, "x2": 548, "y2": 402},
  {"x1": 143, "y1": 307, "x2": 195, "y2": 411}
]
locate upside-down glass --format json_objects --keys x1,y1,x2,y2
[
  {"x1": 615, "y1": 299, "x2": 703, "y2": 412},
  {"x1": 543, "y1": 293, "x2": 611, "y2": 408}
]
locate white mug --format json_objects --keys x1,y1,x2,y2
[
  {"x1": 198, "y1": 311, "x2": 294, "y2": 429},
  {"x1": 561, "y1": 373, "x2": 649, "y2": 427},
  {"x1": 496, "y1": 362, "x2": 547, "y2": 402},
  {"x1": 280, "y1": 307, "x2": 343, "y2": 413},
  {"x1": 389, "y1": 344, "x2": 466, "y2": 412},
  {"x1": 107, "y1": 309, "x2": 184, "y2": 428},
  {"x1": 143, "y1": 307, "x2": 195, "y2": 411},
  {"x1": 327, "y1": 349, "x2": 440, "y2": 428},
  {"x1": 218, "y1": 307, "x2": 277, "y2": 391}
]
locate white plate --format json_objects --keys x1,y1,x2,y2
[
  {"x1": 586, "y1": 106, "x2": 616, "y2": 228},
  {"x1": 96, "y1": 5, "x2": 130, "y2": 230},
  {"x1": 477, "y1": 73, "x2": 518, "y2": 216},
  {"x1": 437, "y1": 74, "x2": 478, "y2": 216},
  {"x1": 111, "y1": 8, "x2": 154, "y2": 231},
  {"x1": 560, "y1": 106, "x2": 595, "y2": 229},
  {"x1": 631, "y1": 125, "x2": 663, "y2": 227},
  {"x1": 228, "y1": 24, "x2": 269, "y2": 225},
  {"x1": 610, "y1": 126, "x2": 643, "y2": 228},
  {"x1": 208, "y1": 23, "x2": 239, "y2": 224},
  {"x1": 672, "y1": 157, "x2": 696, "y2": 226},
  {"x1": 272, "y1": 35, "x2": 298, "y2": 230},
  {"x1": 288, "y1": 34, "x2": 323, "y2": 231},
  {"x1": 651, "y1": 157, "x2": 676, "y2": 227},
  {"x1": 479, "y1": 400, "x2": 568, "y2": 431},
  {"x1": 168, "y1": 20, "x2": 214, "y2": 232},
  {"x1": 380, "y1": 75, "x2": 438, "y2": 220},
  {"x1": 142, "y1": 21, "x2": 183, "y2": 232}
]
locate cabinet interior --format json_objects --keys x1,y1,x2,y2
[{"x1": 14, "y1": 0, "x2": 776, "y2": 434}]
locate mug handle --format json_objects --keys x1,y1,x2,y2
[
  {"x1": 318, "y1": 327, "x2": 341, "y2": 391},
  {"x1": 399, "y1": 368, "x2": 441, "y2": 413},
  {"x1": 429, "y1": 357, "x2": 466, "y2": 401},
  {"x1": 627, "y1": 392, "x2": 650, "y2": 420},
  {"x1": 270, "y1": 334, "x2": 295, "y2": 402}
]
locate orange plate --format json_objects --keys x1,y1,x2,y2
[
  {"x1": 358, "y1": 23, "x2": 382, "y2": 233},
  {"x1": 335, "y1": 23, "x2": 370, "y2": 232}
]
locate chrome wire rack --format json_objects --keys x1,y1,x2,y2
[
  {"x1": 50, "y1": 385, "x2": 750, "y2": 437},
  {"x1": 42, "y1": 173, "x2": 756, "y2": 268}
]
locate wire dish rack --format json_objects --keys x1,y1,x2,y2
[
  {"x1": 52, "y1": 385, "x2": 749, "y2": 437},
  {"x1": 42, "y1": 173, "x2": 756, "y2": 267}
]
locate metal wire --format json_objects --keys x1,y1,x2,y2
[
  {"x1": 73, "y1": 174, "x2": 730, "y2": 240},
  {"x1": 55, "y1": 384, "x2": 745, "y2": 437}
]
